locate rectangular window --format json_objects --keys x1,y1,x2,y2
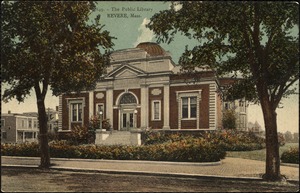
[
  {"x1": 22, "y1": 120, "x2": 25, "y2": 128},
  {"x1": 1, "y1": 119, "x2": 5, "y2": 127},
  {"x1": 33, "y1": 121, "x2": 37, "y2": 128},
  {"x1": 181, "y1": 97, "x2": 197, "y2": 119},
  {"x1": 190, "y1": 97, "x2": 197, "y2": 118},
  {"x1": 25, "y1": 132, "x2": 33, "y2": 139},
  {"x1": 28, "y1": 119, "x2": 32, "y2": 128},
  {"x1": 2, "y1": 132, "x2": 7, "y2": 139},
  {"x1": 182, "y1": 98, "x2": 189, "y2": 118},
  {"x1": 71, "y1": 103, "x2": 83, "y2": 122},
  {"x1": 152, "y1": 100, "x2": 161, "y2": 120}
]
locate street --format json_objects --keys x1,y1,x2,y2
[{"x1": 1, "y1": 167, "x2": 298, "y2": 192}]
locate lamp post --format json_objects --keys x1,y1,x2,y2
[{"x1": 99, "y1": 110, "x2": 103, "y2": 130}]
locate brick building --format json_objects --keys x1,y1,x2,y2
[{"x1": 58, "y1": 42, "x2": 245, "y2": 136}]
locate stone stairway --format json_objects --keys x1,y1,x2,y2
[{"x1": 97, "y1": 131, "x2": 131, "y2": 146}]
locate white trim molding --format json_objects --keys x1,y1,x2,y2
[
  {"x1": 151, "y1": 100, "x2": 161, "y2": 121},
  {"x1": 176, "y1": 90, "x2": 202, "y2": 129}
]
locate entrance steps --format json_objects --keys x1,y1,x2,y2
[{"x1": 97, "y1": 131, "x2": 132, "y2": 146}]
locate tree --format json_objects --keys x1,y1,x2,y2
[
  {"x1": 222, "y1": 109, "x2": 237, "y2": 130},
  {"x1": 1, "y1": 1, "x2": 114, "y2": 168},
  {"x1": 284, "y1": 131, "x2": 293, "y2": 142},
  {"x1": 147, "y1": 2, "x2": 299, "y2": 181}
]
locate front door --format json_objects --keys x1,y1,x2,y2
[{"x1": 121, "y1": 111, "x2": 134, "y2": 130}]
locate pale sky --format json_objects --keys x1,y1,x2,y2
[{"x1": 1, "y1": 1, "x2": 299, "y2": 134}]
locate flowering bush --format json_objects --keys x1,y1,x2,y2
[
  {"x1": 1, "y1": 138, "x2": 226, "y2": 162},
  {"x1": 1, "y1": 142, "x2": 39, "y2": 157},
  {"x1": 142, "y1": 131, "x2": 194, "y2": 145},
  {"x1": 201, "y1": 130, "x2": 266, "y2": 151},
  {"x1": 67, "y1": 125, "x2": 90, "y2": 145},
  {"x1": 143, "y1": 129, "x2": 265, "y2": 151},
  {"x1": 281, "y1": 147, "x2": 299, "y2": 164}
]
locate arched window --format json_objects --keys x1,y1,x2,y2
[{"x1": 120, "y1": 93, "x2": 137, "y2": 104}]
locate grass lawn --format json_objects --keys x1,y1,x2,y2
[{"x1": 226, "y1": 143, "x2": 299, "y2": 162}]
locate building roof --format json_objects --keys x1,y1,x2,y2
[{"x1": 136, "y1": 42, "x2": 166, "y2": 56}]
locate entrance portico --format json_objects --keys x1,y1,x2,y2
[{"x1": 117, "y1": 92, "x2": 139, "y2": 131}]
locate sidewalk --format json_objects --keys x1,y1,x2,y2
[{"x1": 1, "y1": 156, "x2": 299, "y2": 182}]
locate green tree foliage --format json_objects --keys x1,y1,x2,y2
[
  {"x1": 1, "y1": 1, "x2": 114, "y2": 168},
  {"x1": 147, "y1": 2, "x2": 299, "y2": 181},
  {"x1": 222, "y1": 109, "x2": 237, "y2": 130}
]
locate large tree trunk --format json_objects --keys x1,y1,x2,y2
[
  {"x1": 260, "y1": 97, "x2": 281, "y2": 181},
  {"x1": 35, "y1": 90, "x2": 51, "y2": 168}
]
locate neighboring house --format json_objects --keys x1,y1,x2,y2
[
  {"x1": 1, "y1": 111, "x2": 39, "y2": 143},
  {"x1": 58, "y1": 42, "x2": 247, "y2": 136},
  {"x1": 248, "y1": 121, "x2": 264, "y2": 134},
  {"x1": 1, "y1": 109, "x2": 59, "y2": 143},
  {"x1": 222, "y1": 99, "x2": 248, "y2": 130},
  {"x1": 218, "y1": 78, "x2": 248, "y2": 131},
  {"x1": 23, "y1": 108, "x2": 59, "y2": 134}
]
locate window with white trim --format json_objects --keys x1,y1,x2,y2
[
  {"x1": 28, "y1": 119, "x2": 32, "y2": 128},
  {"x1": 33, "y1": 120, "x2": 38, "y2": 128},
  {"x1": 181, "y1": 97, "x2": 197, "y2": 119},
  {"x1": 152, "y1": 100, "x2": 161, "y2": 121},
  {"x1": 71, "y1": 103, "x2": 83, "y2": 122}
]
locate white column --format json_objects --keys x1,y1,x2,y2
[
  {"x1": 58, "y1": 95, "x2": 63, "y2": 131},
  {"x1": 140, "y1": 85, "x2": 148, "y2": 129},
  {"x1": 209, "y1": 83, "x2": 217, "y2": 130},
  {"x1": 89, "y1": 91, "x2": 94, "y2": 118},
  {"x1": 197, "y1": 96, "x2": 201, "y2": 129},
  {"x1": 106, "y1": 88, "x2": 114, "y2": 127},
  {"x1": 163, "y1": 84, "x2": 170, "y2": 129}
]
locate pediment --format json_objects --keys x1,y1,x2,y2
[
  {"x1": 106, "y1": 64, "x2": 146, "y2": 79},
  {"x1": 117, "y1": 69, "x2": 139, "y2": 78}
]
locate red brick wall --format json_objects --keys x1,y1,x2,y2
[
  {"x1": 129, "y1": 89, "x2": 141, "y2": 104},
  {"x1": 113, "y1": 109, "x2": 118, "y2": 130},
  {"x1": 148, "y1": 87, "x2": 164, "y2": 129},
  {"x1": 169, "y1": 84, "x2": 210, "y2": 129},
  {"x1": 61, "y1": 93, "x2": 89, "y2": 131}
]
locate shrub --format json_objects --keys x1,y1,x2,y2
[
  {"x1": 1, "y1": 138, "x2": 226, "y2": 162},
  {"x1": 281, "y1": 147, "x2": 299, "y2": 164},
  {"x1": 200, "y1": 130, "x2": 265, "y2": 151},
  {"x1": 143, "y1": 129, "x2": 266, "y2": 151},
  {"x1": 142, "y1": 130, "x2": 194, "y2": 145},
  {"x1": 222, "y1": 109, "x2": 237, "y2": 130},
  {"x1": 1, "y1": 142, "x2": 39, "y2": 157},
  {"x1": 67, "y1": 125, "x2": 90, "y2": 145},
  {"x1": 277, "y1": 132, "x2": 286, "y2": 146}
]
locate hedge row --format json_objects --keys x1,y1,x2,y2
[
  {"x1": 142, "y1": 129, "x2": 266, "y2": 151},
  {"x1": 1, "y1": 138, "x2": 226, "y2": 162},
  {"x1": 281, "y1": 147, "x2": 299, "y2": 164}
]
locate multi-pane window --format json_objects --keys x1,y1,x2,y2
[
  {"x1": 71, "y1": 103, "x2": 83, "y2": 122},
  {"x1": 181, "y1": 97, "x2": 197, "y2": 119},
  {"x1": 120, "y1": 93, "x2": 137, "y2": 104},
  {"x1": 152, "y1": 101, "x2": 161, "y2": 120}
]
